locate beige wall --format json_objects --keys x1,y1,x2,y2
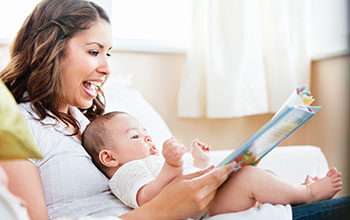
[
  {"x1": 308, "y1": 55, "x2": 350, "y2": 197},
  {"x1": 1, "y1": 45, "x2": 349, "y2": 196},
  {"x1": 108, "y1": 51, "x2": 274, "y2": 148}
]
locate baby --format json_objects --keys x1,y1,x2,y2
[{"x1": 82, "y1": 111, "x2": 342, "y2": 216}]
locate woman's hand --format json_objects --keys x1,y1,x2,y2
[{"x1": 121, "y1": 162, "x2": 236, "y2": 219}]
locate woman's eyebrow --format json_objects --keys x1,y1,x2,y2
[
  {"x1": 86, "y1": 42, "x2": 112, "y2": 50},
  {"x1": 86, "y1": 42, "x2": 104, "y2": 48}
]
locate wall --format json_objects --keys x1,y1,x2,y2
[{"x1": 309, "y1": 55, "x2": 350, "y2": 197}]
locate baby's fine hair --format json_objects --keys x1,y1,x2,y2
[{"x1": 83, "y1": 111, "x2": 127, "y2": 173}]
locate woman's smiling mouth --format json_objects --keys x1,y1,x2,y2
[{"x1": 83, "y1": 80, "x2": 102, "y2": 98}]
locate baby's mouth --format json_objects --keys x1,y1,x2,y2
[{"x1": 150, "y1": 145, "x2": 158, "y2": 155}]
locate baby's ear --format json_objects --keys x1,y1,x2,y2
[{"x1": 99, "y1": 150, "x2": 120, "y2": 167}]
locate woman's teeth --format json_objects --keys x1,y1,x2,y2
[{"x1": 85, "y1": 81, "x2": 102, "y2": 90}]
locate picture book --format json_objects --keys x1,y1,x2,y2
[{"x1": 216, "y1": 85, "x2": 321, "y2": 168}]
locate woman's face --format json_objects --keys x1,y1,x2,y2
[{"x1": 59, "y1": 19, "x2": 112, "y2": 113}]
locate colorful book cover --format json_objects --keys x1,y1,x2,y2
[{"x1": 216, "y1": 85, "x2": 320, "y2": 168}]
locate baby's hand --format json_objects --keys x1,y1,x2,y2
[
  {"x1": 191, "y1": 138, "x2": 211, "y2": 169},
  {"x1": 162, "y1": 137, "x2": 186, "y2": 167}
]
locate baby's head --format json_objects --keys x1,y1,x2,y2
[{"x1": 82, "y1": 111, "x2": 158, "y2": 178}]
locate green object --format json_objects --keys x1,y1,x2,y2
[{"x1": 0, "y1": 80, "x2": 42, "y2": 159}]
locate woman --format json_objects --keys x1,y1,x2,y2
[
  {"x1": 0, "y1": 0, "x2": 349, "y2": 219},
  {"x1": 0, "y1": 0, "x2": 233, "y2": 219}
]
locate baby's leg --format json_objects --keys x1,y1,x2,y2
[{"x1": 209, "y1": 166, "x2": 342, "y2": 216}]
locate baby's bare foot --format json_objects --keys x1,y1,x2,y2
[
  {"x1": 306, "y1": 168, "x2": 342, "y2": 202},
  {"x1": 191, "y1": 138, "x2": 211, "y2": 169},
  {"x1": 303, "y1": 175, "x2": 319, "y2": 185}
]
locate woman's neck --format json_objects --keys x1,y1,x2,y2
[
  {"x1": 55, "y1": 106, "x2": 83, "y2": 141},
  {"x1": 58, "y1": 104, "x2": 69, "y2": 114}
]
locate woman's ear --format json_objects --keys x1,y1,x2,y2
[{"x1": 99, "y1": 149, "x2": 120, "y2": 167}]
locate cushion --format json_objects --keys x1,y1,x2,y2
[
  {"x1": 0, "y1": 80, "x2": 42, "y2": 159},
  {"x1": 103, "y1": 74, "x2": 173, "y2": 150}
]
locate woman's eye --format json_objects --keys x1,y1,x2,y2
[
  {"x1": 106, "y1": 52, "x2": 111, "y2": 57},
  {"x1": 131, "y1": 135, "x2": 139, "y2": 139},
  {"x1": 88, "y1": 50, "x2": 99, "y2": 56}
]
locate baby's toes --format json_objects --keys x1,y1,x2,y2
[
  {"x1": 191, "y1": 138, "x2": 199, "y2": 147},
  {"x1": 332, "y1": 176, "x2": 342, "y2": 184},
  {"x1": 191, "y1": 142, "x2": 201, "y2": 153},
  {"x1": 312, "y1": 176, "x2": 319, "y2": 182},
  {"x1": 334, "y1": 180, "x2": 342, "y2": 188},
  {"x1": 304, "y1": 175, "x2": 314, "y2": 185},
  {"x1": 202, "y1": 143, "x2": 210, "y2": 151},
  {"x1": 327, "y1": 168, "x2": 338, "y2": 177}
]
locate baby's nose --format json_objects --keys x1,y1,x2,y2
[{"x1": 145, "y1": 136, "x2": 152, "y2": 143}]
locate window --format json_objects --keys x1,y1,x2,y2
[
  {"x1": 1, "y1": 0, "x2": 347, "y2": 56},
  {"x1": 1, "y1": 0, "x2": 192, "y2": 53},
  {"x1": 0, "y1": 0, "x2": 41, "y2": 44},
  {"x1": 110, "y1": 0, "x2": 192, "y2": 53}
]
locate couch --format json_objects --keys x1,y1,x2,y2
[
  {"x1": 0, "y1": 79, "x2": 329, "y2": 220},
  {"x1": 101, "y1": 76, "x2": 330, "y2": 220}
]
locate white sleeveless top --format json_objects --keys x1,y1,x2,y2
[{"x1": 19, "y1": 102, "x2": 131, "y2": 219}]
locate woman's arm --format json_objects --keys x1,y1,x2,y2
[
  {"x1": 123, "y1": 163, "x2": 235, "y2": 220},
  {"x1": 0, "y1": 160, "x2": 49, "y2": 220}
]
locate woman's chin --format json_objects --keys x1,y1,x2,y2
[{"x1": 77, "y1": 100, "x2": 94, "y2": 110}]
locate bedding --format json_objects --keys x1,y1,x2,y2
[{"x1": 103, "y1": 74, "x2": 172, "y2": 150}]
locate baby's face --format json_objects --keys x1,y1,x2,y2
[{"x1": 106, "y1": 114, "x2": 158, "y2": 165}]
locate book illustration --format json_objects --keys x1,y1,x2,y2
[{"x1": 217, "y1": 85, "x2": 320, "y2": 168}]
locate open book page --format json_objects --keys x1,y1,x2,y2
[{"x1": 216, "y1": 85, "x2": 320, "y2": 168}]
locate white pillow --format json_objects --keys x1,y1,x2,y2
[{"x1": 103, "y1": 74, "x2": 172, "y2": 150}]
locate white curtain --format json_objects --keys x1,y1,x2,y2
[{"x1": 178, "y1": 0, "x2": 311, "y2": 118}]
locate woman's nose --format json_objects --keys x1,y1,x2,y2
[{"x1": 97, "y1": 56, "x2": 110, "y2": 76}]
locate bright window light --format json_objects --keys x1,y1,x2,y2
[
  {"x1": 0, "y1": 0, "x2": 40, "y2": 43},
  {"x1": 1, "y1": 0, "x2": 192, "y2": 53},
  {"x1": 111, "y1": 0, "x2": 192, "y2": 52}
]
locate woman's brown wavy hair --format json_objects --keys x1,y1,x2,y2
[{"x1": 0, "y1": 0, "x2": 110, "y2": 135}]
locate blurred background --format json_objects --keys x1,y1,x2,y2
[{"x1": 0, "y1": 0, "x2": 349, "y2": 196}]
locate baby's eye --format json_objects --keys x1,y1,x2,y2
[
  {"x1": 88, "y1": 50, "x2": 99, "y2": 56},
  {"x1": 131, "y1": 135, "x2": 139, "y2": 139}
]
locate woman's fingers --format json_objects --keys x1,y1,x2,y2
[
  {"x1": 183, "y1": 162, "x2": 235, "y2": 189},
  {"x1": 195, "y1": 163, "x2": 236, "y2": 188},
  {"x1": 182, "y1": 165, "x2": 215, "y2": 179}
]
